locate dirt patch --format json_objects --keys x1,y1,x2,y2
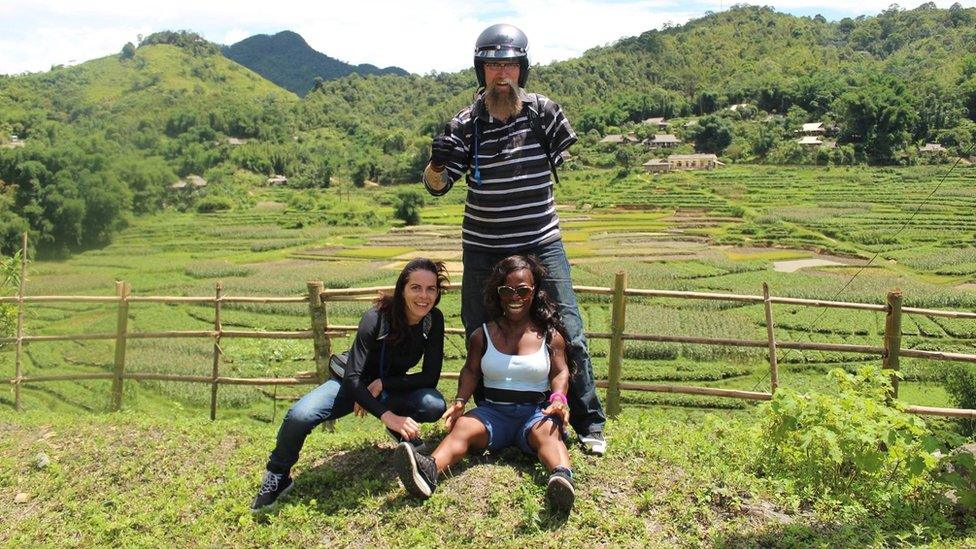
[{"x1": 773, "y1": 254, "x2": 867, "y2": 273}]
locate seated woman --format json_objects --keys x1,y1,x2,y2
[
  {"x1": 394, "y1": 255, "x2": 576, "y2": 512},
  {"x1": 252, "y1": 258, "x2": 449, "y2": 511}
]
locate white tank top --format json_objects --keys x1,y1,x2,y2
[{"x1": 481, "y1": 323, "x2": 550, "y2": 394}]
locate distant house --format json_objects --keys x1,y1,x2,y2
[
  {"x1": 225, "y1": 137, "x2": 247, "y2": 146},
  {"x1": 729, "y1": 103, "x2": 750, "y2": 112},
  {"x1": 600, "y1": 134, "x2": 626, "y2": 144},
  {"x1": 10, "y1": 134, "x2": 18, "y2": 142},
  {"x1": 683, "y1": 119, "x2": 699, "y2": 128},
  {"x1": 668, "y1": 154, "x2": 723, "y2": 170},
  {"x1": 266, "y1": 175, "x2": 288, "y2": 186},
  {"x1": 797, "y1": 122, "x2": 825, "y2": 136},
  {"x1": 168, "y1": 181, "x2": 188, "y2": 190},
  {"x1": 641, "y1": 117, "x2": 669, "y2": 129},
  {"x1": 186, "y1": 175, "x2": 207, "y2": 188},
  {"x1": 642, "y1": 159, "x2": 670, "y2": 173},
  {"x1": 645, "y1": 154, "x2": 724, "y2": 173},
  {"x1": 797, "y1": 136, "x2": 823, "y2": 146},
  {"x1": 1, "y1": 135, "x2": 24, "y2": 149},
  {"x1": 646, "y1": 134, "x2": 681, "y2": 149},
  {"x1": 920, "y1": 143, "x2": 945, "y2": 153}
]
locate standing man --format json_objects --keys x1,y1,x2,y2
[{"x1": 422, "y1": 24, "x2": 606, "y2": 455}]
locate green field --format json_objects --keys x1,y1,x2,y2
[{"x1": 3, "y1": 164, "x2": 976, "y2": 545}]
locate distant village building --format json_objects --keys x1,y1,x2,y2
[
  {"x1": 797, "y1": 136, "x2": 824, "y2": 146},
  {"x1": 683, "y1": 120, "x2": 699, "y2": 128},
  {"x1": 920, "y1": 143, "x2": 945, "y2": 153},
  {"x1": 643, "y1": 154, "x2": 724, "y2": 173},
  {"x1": 797, "y1": 122, "x2": 825, "y2": 136},
  {"x1": 646, "y1": 134, "x2": 681, "y2": 149},
  {"x1": 1, "y1": 135, "x2": 24, "y2": 149},
  {"x1": 10, "y1": 134, "x2": 19, "y2": 142},
  {"x1": 641, "y1": 117, "x2": 669, "y2": 129},
  {"x1": 728, "y1": 103, "x2": 750, "y2": 112},
  {"x1": 225, "y1": 137, "x2": 247, "y2": 146},
  {"x1": 668, "y1": 153, "x2": 723, "y2": 170},
  {"x1": 599, "y1": 133, "x2": 640, "y2": 145},
  {"x1": 642, "y1": 159, "x2": 670, "y2": 173},
  {"x1": 266, "y1": 175, "x2": 288, "y2": 186},
  {"x1": 170, "y1": 175, "x2": 207, "y2": 191}
]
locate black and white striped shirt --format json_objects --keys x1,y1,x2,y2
[{"x1": 423, "y1": 92, "x2": 577, "y2": 252}]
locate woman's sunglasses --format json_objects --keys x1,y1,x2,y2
[{"x1": 497, "y1": 285, "x2": 534, "y2": 299}]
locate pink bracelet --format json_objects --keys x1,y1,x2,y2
[{"x1": 549, "y1": 392, "x2": 567, "y2": 404}]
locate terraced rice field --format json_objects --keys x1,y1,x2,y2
[{"x1": 2, "y1": 165, "x2": 975, "y2": 418}]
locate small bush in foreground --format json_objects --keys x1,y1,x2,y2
[{"x1": 754, "y1": 366, "x2": 940, "y2": 513}]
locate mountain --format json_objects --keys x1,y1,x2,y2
[{"x1": 221, "y1": 31, "x2": 409, "y2": 96}]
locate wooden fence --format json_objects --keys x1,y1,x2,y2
[{"x1": 4, "y1": 238, "x2": 976, "y2": 419}]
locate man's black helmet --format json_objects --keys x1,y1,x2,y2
[{"x1": 473, "y1": 24, "x2": 529, "y2": 88}]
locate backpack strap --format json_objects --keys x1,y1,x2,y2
[{"x1": 525, "y1": 94, "x2": 559, "y2": 185}]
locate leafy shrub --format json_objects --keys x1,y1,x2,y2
[
  {"x1": 393, "y1": 189, "x2": 424, "y2": 225},
  {"x1": 754, "y1": 366, "x2": 940, "y2": 512},
  {"x1": 941, "y1": 363, "x2": 976, "y2": 436},
  {"x1": 195, "y1": 195, "x2": 234, "y2": 213}
]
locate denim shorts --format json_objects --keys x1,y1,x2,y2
[{"x1": 467, "y1": 401, "x2": 567, "y2": 455}]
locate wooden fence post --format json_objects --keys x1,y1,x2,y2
[
  {"x1": 762, "y1": 283, "x2": 779, "y2": 394},
  {"x1": 606, "y1": 271, "x2": 627, "y2": 417},
  {"x1": 111, "y1": 281, "x2": 130, "y2": 412},
  {"x1": 307, "y1": 281, "x2": 330, "y2": 383},
  {"x1": 884, "y1": 289, "x2": 903, "y2": 399},
  {"x1": 13, "y1": 233, "x2": 27, "y2": 411},
  {"x1": 209, "y1": 281, "x2": 223, "y2": 420}
]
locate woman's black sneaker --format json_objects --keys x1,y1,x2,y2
[
  {"x1": 251, "y1": 470, "x2": 294, "y2": 512},
  {"x1": 386, "y1": 428, "x2": 428, "y2": 454},
  {"x1": 394, "y1": 442, "x2": 437, "y2": 498},
  {"x1": 546, "y1": 469, "x2": 575, "y2": 512}
]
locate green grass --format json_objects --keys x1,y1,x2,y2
[{"x1": 2, "y1": 403, "x2": 968, "y2": 547}]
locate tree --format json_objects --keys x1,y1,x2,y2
[
  {"x1": 692, "y1": 115, "x2": 733, "y2": 154},
  {"x1": 393, "y1": 189, "x2": 424, "y2": 225},
  {"x1": 835, "y1": 75, "x2": 917, "y2": 163},
  {"x1": 120, "y1": 42, "x2": 136, "y2": 60}
]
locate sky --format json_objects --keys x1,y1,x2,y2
[{"x1": 1, "y1": 0, "x2": 974, "y2": 76}]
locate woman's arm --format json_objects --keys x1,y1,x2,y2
[
  {"x1": 442, "y1": 327, "x2": 486, "y2": 431},
  {"x1": 341, "y1": 308, "x2": 390, "y2": 419}
]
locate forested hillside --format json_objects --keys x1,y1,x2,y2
[
  {"x1": 221, "y1": 31, "x2": 408, "y2": 96},
  {"x1": 1, "y1": 6, "x2": 975, "y2": 257}
]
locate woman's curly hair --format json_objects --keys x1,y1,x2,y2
[{"x1": 483, "y1": 254, "x2": 568, "y2": 343}]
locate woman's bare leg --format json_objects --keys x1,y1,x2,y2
[
  {"x1": 431, "y1": 416, "x2": 489, "y2": 473},
  {"x1": 527, "y1": 419, "x2": 571, "y2": 471}
]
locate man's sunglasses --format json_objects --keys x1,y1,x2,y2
[
  {"x1": 497, "y1": 285, "x2": 534, "y2": 299},
  {"x1": 484, "y1": 61, "x2": 520, "y2": 70}
]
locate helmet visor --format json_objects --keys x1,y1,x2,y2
[{"x1": 474, "y1": 46, "x2": 526, "y2": 60}]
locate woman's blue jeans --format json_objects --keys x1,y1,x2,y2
[
  {"x1": 266, "y1": 378, "x2": 446, "y2": 474},
  {"x1": 461, "y1": 239, "x2": 607, "y2": 436}
]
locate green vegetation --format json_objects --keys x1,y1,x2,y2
[{"x1": 3, "y1": 5, "x2": 976, "y2": 256}]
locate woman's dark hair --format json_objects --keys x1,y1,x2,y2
[
  {"x1": 376, "y1": 258, "x2": 449, "y2": 345},
  {"x1": 483, "y1": 255, "x2": 567, "y2": 342}
]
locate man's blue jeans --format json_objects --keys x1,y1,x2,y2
[
  {"x1": 461, "y1": 239, "x2": 606, "y2": 436},
  {"x1": 266, "y1": 378, "x2": 446, "y2": 474}
]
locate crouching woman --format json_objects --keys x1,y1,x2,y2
[
  {"x1": 394, "y1": 255, "x2": 576, "y2": 512},
  {"x1": 252, "y1": 258, "x2": 450, "y2": 511}
]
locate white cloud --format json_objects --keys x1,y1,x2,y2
[{"x1": 1, "y1": 0, "x2": 974, "y2": 75}]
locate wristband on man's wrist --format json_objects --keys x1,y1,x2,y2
[{"x1": 453, "y1": 396, "x2": 468, "y2": 405}]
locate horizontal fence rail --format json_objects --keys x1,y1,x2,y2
[{"x1": 4, "y1": 235, "x2": 976, "y2": 419}]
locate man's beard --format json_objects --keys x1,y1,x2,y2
[{"x1": 485, "y1": 78, "x2": 522, "y2": 121}]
